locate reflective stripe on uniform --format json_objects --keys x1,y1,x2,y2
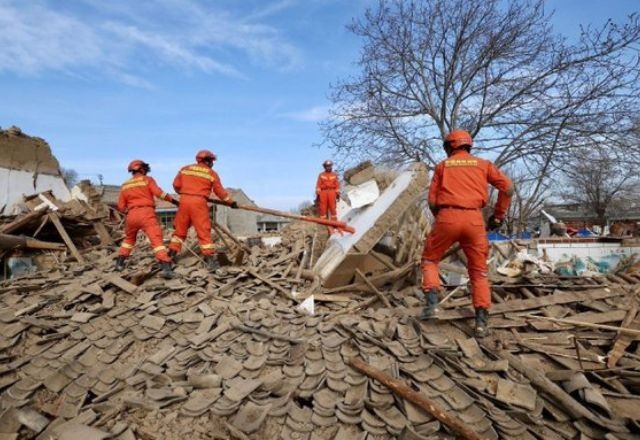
[
  {"x1": 121, "y1": 242, "x2": 134, "y2": 249},
  {"x1": 170, "y1": 236, "x2": 184, "y2": 244},
  {"x1": 153, "y1": 245, "x2": 167, "y2": 253},
  {"x1": 444, "y1": 159, "x2": 478, "y2": 168},
  {"x1": 190, "y1": 165, "x2": 212, "y2": 172},
  {"x1": 122, "y1": 179, "x2": 148, "y2": 190},
  {"x1": 180, "y1": 168, "x2": 214, "y2": 181},
  {"x1": 201, "y1": 244, "x2": 215, "y2": 249}
]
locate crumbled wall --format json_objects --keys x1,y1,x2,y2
[{"x1": 0, "y1": 126, "x2": 71, "y2": 214}]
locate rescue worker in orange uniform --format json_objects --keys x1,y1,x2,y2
[
  {"x1": 315, "y1": 160, "x2": 340, "y2": 227},
  {"x1": 168, "y1": 150, "x2": 237, "y2": 270},
  {"x1": 421, "y1": 130, "x2": 513, "y2": 337},
  {"x1": 115, "y1": 160, "x2": 178, "y2": 278}
]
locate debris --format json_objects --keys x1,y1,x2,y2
[
  {"x1": 297, "y1": 295, "x2": 315, "y2": 315},
  {"x1": 0, "y1": 127, "x2": 72, "y2": 215},
  {"x1": 314, "y1": 162, "x2": 429, "y2": 286},
  {"x1": 606, "y1": 303, "x2": 639, "y2": 368},
  {"x1": 495, "y1": 378, "x2": 538, "y2": 411},
  {"x1": 0, "y1": 233, "x2": 66, "y2": 251},
  {"x1": 347, "y1": 357, "x2": 483, "y2": 440},
  {"x1": 0, "y1": 158, "x2": 638, "y2": 439},
  {"x1": 525, "y1": 313, "x2": 640, "y2": 337}
]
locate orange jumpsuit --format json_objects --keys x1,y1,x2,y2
[
  {"x1": 422, "y1": 150, "x2": 512, "y2": 310},
  {"x1": 316, "y1": 171, "x2": 340, "y2": 220},
  {"x1": 117, "y1": 175, "x2": 174, "y2": 263},
  {"x1": 169, "y1": 163, "x2": 232, "y2": 256}
]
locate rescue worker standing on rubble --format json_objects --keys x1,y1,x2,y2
[
  {"x1": 420, "y1": 129, "x2": 513, "y2": 338},
  {"x1": 169, "y1": 150, "x2": 237, "y2": 270},
  {"x1": 115, "y1": 160, "x2": 178, "y2": 278},
  {"x1": 315, "y1": 160, "x2": 340, "y2": 228}
]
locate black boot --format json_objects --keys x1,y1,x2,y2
[
  {"x1": 206, "y1": 255, "x2": 220, "y2": 271},
  {"x1": 114, "y1": 256, "x2": 126, "y2": 272},
  {"x1": 420, "y1": 289, "x2": 439, "y2": 320},
  {"x1": 475, "y1": 308, "x2": 489, "y2": 338},
  {"x1": 160, "y1": 262, "x2": 174, "y2": 279},
  {"x1": 168, "y1": 249, "x2": 177, "y2": 260}
]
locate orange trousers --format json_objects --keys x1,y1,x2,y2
[
  {"x1": 318, "y1": 190, "x2": 337, "y2": 219},
  {"x1": 169, "y1": 195, "x2": 215, "y2": 256},
  {"x1": 421, "y1": 208, "x2": 491, "y2": 309},
  {"x1": 119, "y1": 207, "x2": 171, "y2": 263}
]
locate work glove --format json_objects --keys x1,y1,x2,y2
[
  {"x1": 487, "y1": 215, "x2": 503, "y2": 231},
  {"x1": 336, "y1": 193, "x2": 341, "y2": 201},
  {"x1": 170, "y1": 199, "x2": 180, "y2": 207},
  {"x1": 314, "y1": 195, "x2": 320, "y2": 206},
  {"x1": 229, "y1": 201, "x2": 239, "y2": 209}
]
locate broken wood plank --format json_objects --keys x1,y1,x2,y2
[
  {"x1": 0, "y1": 209, "x2": 47, "y2": 234},
  {"x1": 213, "y1": 222, "x2": 251, "y2": 254},
  {"x1": 247, "y1": 269, "x2": 292, "y2": 301},
  {"x1": 48, "y1": 212, "x2": 85, "y2": 263},
  {"x1": 327, "y1": 295, "x2": 380, "y2": 320},
  {"x1": 369, "y1": 250, "x2": 397, "y2": 271},
  {"x1": 529, "y1": 309, "x2": 627, "y2": 331},
  {"x1": 106, "y1": 274, "x2": 138, "y2": 294},
  {"x1": 607, "y1": 303, "x2": 639, "y2": 368},
  {"x1": 93, "y1": 222, "x2": 113, "y2": 246},
  {"x1": 524, "y1": 315, "x2": 640, "y2": 337},
  {"x1": 347, "y1": 357, "x2": 483, "y2": 440},
  {"x1": 435, "y1": 288, "x2": 627, "y2": 320},
  {"x1": 312, "y1": 294, "x2": 353, "y2": 302},
  {"x1": 497, "y1": 350, "x2": 626, "y2": 432},
  {"x1": 322, "y1": 262, "x2": 413, "y2": 294},
  {"x1": 265, "y1": 248, "x2": 304, "y2": 268},
  {"x1": 355, "y1": 269, "x2": 391, "y2": 307},
  {"x1": 0, "y1": 233, "x2": 66, "y2": 251}
]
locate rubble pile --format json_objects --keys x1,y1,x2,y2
[
  {"x1": 0, "y1": 191, "x2": 118, "y2": 276},
  {"x1": 0, "y1": 225, "x2": 638, "y2": 439},
  {"x1": 0, "y1": 162, "x2": 639, "y2": 439}
]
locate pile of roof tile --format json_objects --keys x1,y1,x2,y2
[{"x1": 1, "y1": 224, "x2": 639, "y2": 439}]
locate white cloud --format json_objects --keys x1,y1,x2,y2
[
  {"x1": 103, "y1": 22, "x2": 244, "y2": 78},
  {"x1": 0, "y1": 3, "x2": 105, "y2": 74},
  {"x1": 282, "y1": 105, "x2": 331, "y2": 122},
  {"x1": 246, "y1": 0, "x2": 299, "y2": 21},
  {"x1": 0, "y1": 0, "x2": 303, "y2": 85}
]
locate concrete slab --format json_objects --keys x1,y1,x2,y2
[{"x1": 313, "y1": 162, "x2": 428, "y2": 285}]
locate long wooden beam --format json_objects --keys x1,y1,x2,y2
[
  {"x1": 434, "y1": 288, "x2": 627, "y2": 320},
  {"x1": 48, "y1": 212, "x2": 85, "y2": 263},
  {"x1": 0, "y1": 209, "x2": 47, "y2": 234},
  {"x1": 0, "y1": 233, "x2": 66, "y2": 251},
  {"x1": 347, "y1": 357, "x2": 483, "y2": 440}
]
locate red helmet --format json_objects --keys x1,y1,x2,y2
[
  {"x1": 196, "y1": 150, "x2": 217, "y2": 163},
  {"x1": 443, "y1": 129, "x2": 473, "y2": 150},
  {"x1": 323, "y1": 160, "x2": 333, "y2": 168},
  {"x1": 128, "y1": 160, "x2": 150, "y2": 173}
]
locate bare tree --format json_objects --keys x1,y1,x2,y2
[
  {"x1": 503, "y1": 165, "x2": 552, "y2": 234},
  {"x1": 558, "y1": 146, "x2": 638, "y2": 231},
  {"x1": 61, "y1": 168, "x2": 78, "y2": 187},
  {"x1": 321, "y1": 0, "x2": 640, "y2": 178}
]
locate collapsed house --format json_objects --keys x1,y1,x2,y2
[
  {"x1": 0, "y1": 127, "x2": 71, "y2": 216},
  {"x1": 0, "y1": 158, "x2": 639, "y2": 439}
]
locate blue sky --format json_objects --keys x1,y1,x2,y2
[{"x1": 1, "y1": 0, "x2": 638, "y2": 209}]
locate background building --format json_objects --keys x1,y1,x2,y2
[
  {"x1": 257, "y1": 214, "x2": 290, "y2": 233},
  {"x1": 98, "y1": 185, "x2": 265, "y2": 236}
]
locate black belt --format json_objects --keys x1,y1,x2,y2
[{"x1": 438, "y1": 205, "x2": 480, "y2": 211}]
